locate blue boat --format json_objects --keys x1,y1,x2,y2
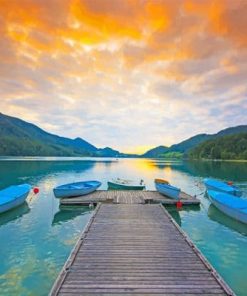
[
  {"x1": 204, "y1": 178, "x2": 242, "y2": 197},
  {"x1": 53, "y1": 180, "x2": 101, "y2": 198},
  {"x1": 207, "y1": 190, "x2": 247, "y2": 224},
  {"x1": 0, "y1": 184, "x2": 32, "y2": 214},
  {"x1": 155, "y1": 181, "x2": 181, "y2": 200}
]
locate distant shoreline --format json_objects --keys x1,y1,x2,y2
[{"x1": 0, "y1": 156, "x2": 246, "y2": 162}]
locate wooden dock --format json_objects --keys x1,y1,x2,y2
[
  {"x1": 50, "y1": 201, "x2": 234, "y2": 295},
  {"x1": 60, "y1": 190, "x2": 200, "y2": 206}
]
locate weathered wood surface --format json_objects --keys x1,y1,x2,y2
[
  {"x1": 50, "y1": 204, "x2": 234, "y2": 296},
  {"x1": 60, "y1": 190, "x2": 200, "y2": 205}
]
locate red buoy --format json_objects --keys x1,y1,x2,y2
[
  {"x1": 227, "y1": 181, "x2": 233, "y2": 186},
  {"x1": 33, "y1": 187, "x2": 39, "y2": 194},
  {"x1": 176, "y1": 201, "x2": 183, "y2": 209}
]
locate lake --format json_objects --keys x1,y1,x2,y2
[{"x1": 0, "y1": 157, "x2": 246, "y2": 295}]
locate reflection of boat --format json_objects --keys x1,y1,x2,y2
[
  {"x1": 207, "y1": 190, "x2": 247, "y2": 224},
  {"x1": 204, "y1": 178, "x2": 242, "y2": 197},
  {"x1": 107, "y1": 179, "x2": 145, "y2": 190},
  {"x1": 0, "y1": 184, "x2": 31, "y2": 213},
  {"x1": 0, "y1": 202, "x2": 30, "y2": 227},
  {"x1": 53, "y1": 180, "x2": 102, "y2": 198},
  {"x1": 52, "y1": 206, "x2": 92, "y2": 225},
  {"x1": 155, "y1": 180, "x2": 180, "y2": 200},
  {"x1": 208, "y1": 204, "x2": 247, "y2": 235}
]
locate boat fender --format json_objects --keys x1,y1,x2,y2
[
  {"x1": 176, "y1": 201, "x2": 183, "y2": 209},
  {"x1": 33, "y1": 187, "x2": 39, "y2": 194}
]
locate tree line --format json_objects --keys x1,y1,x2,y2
[{"x1": 188, "y1": 133, "x2": 247, "y2": 160}]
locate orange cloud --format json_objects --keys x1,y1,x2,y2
[{"x1": 1, "y1": 0, "x2": 247, "y2": 62}]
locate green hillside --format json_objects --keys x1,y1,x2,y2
[
  {"x1": 0, "y1": 135, "x2": 81, "y2": 156},
  {"x1": 142, "y1": 146, "x2": 169, "y2": 158},
  {"x1": 188, "y1": 133, "x2": 247, "y2": 160},
  {"x1": 142, "y1": 125, "x2": 247, "y2": 159},
  {"x1": 0, "y1": 113, "x2": 119, "y2": 156}
]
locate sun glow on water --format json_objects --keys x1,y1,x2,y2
[{"x1": 0, "y1": 158, "x2": 246, "y2": 295}]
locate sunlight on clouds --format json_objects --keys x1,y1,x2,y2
[{"x1": 0, "y1": 0, "x2": 246, "y2": 153}]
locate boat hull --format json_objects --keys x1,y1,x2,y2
[
  {"x1": 155, "y1": 183, "x2": 180, "y2": 200},
  {"x1": 207, "y1": 190, "x2": 247, "y2": 224},
  {"x1": 204, "y1": 178, "x2": 242, "y2": 197},
  {"x1": 0, "y1": 184, "x2": 31, "y2": 214},
  {"x1": 53, "y1": 181, "x2": 101, "y2": 198},
  {"x1": 107, "y1": 181, "x2": 145, "y2": 190}
]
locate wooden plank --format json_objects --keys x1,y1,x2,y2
[
  {"x1": 58, "y1": 287, "x2": 226, "y2": 293},
  {"x1": 58, "y1": 294, "x2": 226, "y2": 296},
  {"x1": 50, "y1": 203, "x2": 234, "y2": 296},
  {"x1": 60, "y1": 190, "x2": 200, "y2": 205}
]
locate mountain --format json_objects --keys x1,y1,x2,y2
[
  {"x1": 142, "y1": 146, "x2": 169, "y2": 158},
  {"x1": 169, "y1": 134, "x2": 210, "y2": 153},
  {"x1": 95, "y1": 147, "x2": 120, "y2": 157},
  {"x1": 188, "y1": 132, "x2": 247, "y2": 160},
  {"x1": 216, "y1": 125, "x2": 247, "y2": 137},
  {"x1": 1, "y1": 112, "x2": 246, "y2": 159},
  {"x1": 142, "y1": 135, "x2": 210, "y2": 158},
  {"x1": 0, "y1": 113, "x2": 117, "y2": 156},
  {"x1": 142, "y1": 125, "x2": 247, "y2": 158}
]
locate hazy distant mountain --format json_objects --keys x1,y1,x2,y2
[
  {"x1": 0, "y1": 113, "x2": 116, "y2": 157},
  {"x1": 142, "y1": 125, "x2": 247, "y2": 158}
]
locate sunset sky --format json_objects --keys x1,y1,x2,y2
[{"x1": 0, "y1": 0, "x2": 246, "y2": 153}]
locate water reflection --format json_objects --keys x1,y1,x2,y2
[
  {"x1": 0, "y1": 158, "x2": 246, "y2": 296},
  {"x1": 52, "y1": 206, "x2": 92, "y2": 225},
  {"x1": 0, "y1": 160, "x2": 97, "y2": 189},
  {"x1": 167, "y1": 205, "x2": 201, "y2": 227},
  {"x1": 208, "y1": 204, "x2": 247, "y2": 236},
  {"x1": 183, "y1": 161, "x2": 247, "y2": 182},
  {"x1": 146, "y1": 159, "x2": 247, "y2": 182},
  {"x1": 0, "y1": 202, "x2": 30, "y2": 227}
]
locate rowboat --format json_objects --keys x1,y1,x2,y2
[
  {"x1": 0, "y1": 184, "x2": 32, "y2": 214},
  {"x1": 155, "y1": 178, "x2": 169, "y2": 184},
  {"x1": 107, "y1": 178, "x2": 145, "y2": 190},
  {"x1": 53, "y1": 180, "x2": 102, "y2": 198},
  {"x1": 155, "y1": 180, "x2": 181, "y2": 200},
  {"x1": 207, "y1": 190, "x2": 247, "y2": 224},
  {"x1": 204, "y1": 178, "x2": 242, "y2": 197}
]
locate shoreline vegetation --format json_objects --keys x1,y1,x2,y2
[{"x1": 187, "y1": 133, "x2": 247, "y2": 161}]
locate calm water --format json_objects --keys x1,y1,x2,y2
[{"x1": 0, "y1": 158, "x2": 246, "y2": 295}]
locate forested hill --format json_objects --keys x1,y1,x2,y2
[
  {"x1": 142, "y1": 125, "x2": 247, "y2": 159},
  {"x1": 188, "y1": 133, "x2": 247, "y2": 160},
  {"x1": 0, "y1": 113, "x2": 119, "y2": 156}
]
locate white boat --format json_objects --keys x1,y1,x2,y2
[
  {"x1": 53, "y1": 180, "x2": 101, "y2": 198},
  {"x1": 107, "y1": 178, "x2": 145, "y2": 190},
  {"x1": 0, "y1": 184, "x2": 31, "y2": 214},
  {"x1": 207, "y1": 190, "x2": 247, "y2": 224}
]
